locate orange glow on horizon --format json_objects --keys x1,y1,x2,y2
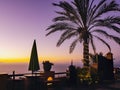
[
  {"x1": 0, "y1": 57, "x2": 29, "y2": 63},
  {"x1": 0, "y1": 54, "x2": 82, "y2": 64}
]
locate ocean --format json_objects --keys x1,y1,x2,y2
[
  {"x1": 0, "y1": 62, "x2": 83, "y2": 74},
  {"x1": 0, "y1": 61, "x2": 119, "y2": 75}
]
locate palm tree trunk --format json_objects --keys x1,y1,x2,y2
[{"x1": 83, "y1": 41, "x2": 89, "y2": 67}]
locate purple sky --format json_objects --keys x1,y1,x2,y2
[{"x1": 0, "y1": 0, "x2": 119, "y2": 65}]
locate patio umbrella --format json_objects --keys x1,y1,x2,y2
[{"x1": 28, "y1": 40, "x2": 40, "y2": 75}]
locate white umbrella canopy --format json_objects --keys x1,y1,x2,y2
[{"x1": 28, "y1": 40, "x2": 40, "y2": 74}]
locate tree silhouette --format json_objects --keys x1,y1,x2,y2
[{"x1": 46, "y1": 0, "x2": 120, "y2": 67}]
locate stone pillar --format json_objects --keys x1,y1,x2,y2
[{"x1": 105, "y1": 52, "x2": 114, "y2": 80}]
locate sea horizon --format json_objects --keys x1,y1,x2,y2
[
  {"x1": 0, "y1": 61, "x2": 83, "y2": 74},
  {"x1": 0, "y1": 60, "x2": 120, "y2": 75}
]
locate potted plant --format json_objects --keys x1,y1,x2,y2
[{"x1": 43, "y1": 61, "x2": 53, "y2": 72}]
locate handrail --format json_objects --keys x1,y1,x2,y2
[{"x1": 8, "y1": 72, "x2": 68, "y2": 79}]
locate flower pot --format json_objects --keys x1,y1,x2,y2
[{"x1": 43, "y1": 61, "x2": 53, "y2": 72}]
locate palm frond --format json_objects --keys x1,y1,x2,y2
[
  {"x1": 54, "y1": 11, "x2": 80, "y2": 26},
  {"x1": 69, "y1": 39, "x2": 79, "y2": 53},
  {"x1": 46, "y1": 22, "x2": 75, "y2": 36},
  {"x1": 53, "y1": 1, "x2": 75, "y2": 15},
  {"x1": 53, "y1": 15, "x2": 80, "y2": 26},
  {"x1": 93, "y1": 30, "x2": 120, "y2": 45},
  {"x1": 93, "y1": 21, "x2": 120, "y2": 33},
  {"x1": 74, "y1": 0, "x2": 89, "y2": 26},
  {"x1": 53, "y1": 1, "x2": 83, "y2": 27},
  {"x1": 88, "y1": 0, "x2": 106, "y2": 25},
  {"x1": 87, "y1": 4, "x2": 96, "y2": 26},
  {"x1": 104, "y1": 16, "x2": 120, "y2": 25},
  {"x1": 93, "y1": 0, "x2": 120, "y2": 20},
  {"x1": 53, "y1": 16, "x2": 69, "y2": 22},
  {"x1": 93, "y1": 16, "x2": 120, "y2": 25},
  {"x1": 57, "y1": 31, "x2": 77, "y2": 47},
  {"x1": 94, "y1": 35, "x2": 111, "y2": 52},
  {"x1": 91, "y1": 29, "x2": 111, "y2": 38},
  {"x1": 88, "y1": 0, "x2": 94, "y2": 13},
  {"x1": 111, "y1": 36, "x2": 120, "y2": 45}
]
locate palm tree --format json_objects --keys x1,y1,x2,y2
[{"x1": 46, "y1": 0, "x2": 120, "y2": 67}]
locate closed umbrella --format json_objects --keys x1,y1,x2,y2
[{"x1": 28, "y1": 40, "x2": 40, "y2": 75}]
